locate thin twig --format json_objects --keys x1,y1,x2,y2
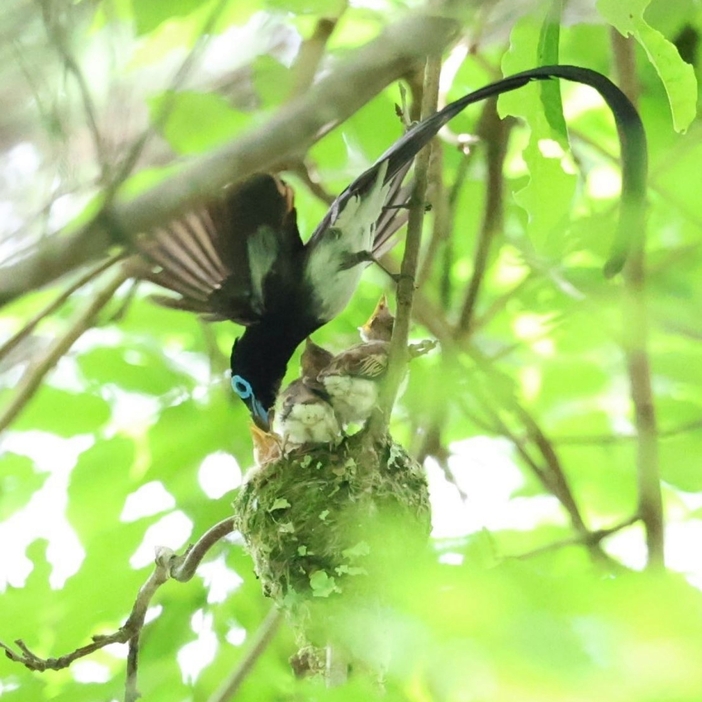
[
  {"x1": 37, "y1": 0, "x2": 108, "y2": 181},
  {"x1": 510, "y1": 515, "x2": 640, "y2": 561},
  {"x1": 169, "y1": 518, "x2": 236, "y2": 582},
  {"x1": 0, "y1": 266, "x2": 129, "y2": 435},
  {"x1": 408, "y1": 285, "x2": 619, "y2": 566},
  {"x1": 456, "y1": 99, "x2": 512, "y2": 336},
  {"x1": 415, "y1": 140, "x2": 447, "y2": 287},
  {"x1": 0, "y1": 550, "x2": 171, "y2": 674},
  {"x1": 554, "y1": 417, "x2": 702, "y2": 445},
  {"x1": 287, "y1": 158, "x2": 336, "y2": 205},
  {"x1": 470, "y1": 274, "x2": 533, "y2": 332},
  {"x1": 207, "y1": 607, "x2": 282, "y2": 702},
  {"x1": 376, "y1": 53, "x2": 443, "y2": 428},
  {"x1": 108, "y1": 0, "x2": 231, "y2": 195},
  {"x1": 0, "y1": 252, "x2": 123, "y2": 364},
  {"x1": 611, "y1": 29, "x2": 663, "y2": 570},
  {"x1": 288, "y1": 8, "x2": 347, "y2": 100},
  {"x1": 0, "y1": 516, "x2": 238, "y2": 700}
]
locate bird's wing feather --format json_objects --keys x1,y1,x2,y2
[
  {"x1": 320, "y1": 341, "x2": 389, "y2": 380},
  {"x1": 132, "y1": 174, "x2": 303, "y2": 324}
]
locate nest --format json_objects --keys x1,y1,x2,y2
[{"x1": 234, "y1": 430, "x2": 430, "y2": 645}]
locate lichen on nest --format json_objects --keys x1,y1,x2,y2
[{"x1": 233, "y1": 430, "x2": 430, "y2": 640}]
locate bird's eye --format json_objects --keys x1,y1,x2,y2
[{"x1": 232, "y1": 375, "x2": 252, "y2": 399}]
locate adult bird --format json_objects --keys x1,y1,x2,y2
[{"x1": 132, "y1": 65, "x2": 646, "y2": 428}]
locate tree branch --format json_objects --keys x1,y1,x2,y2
[
  {"x1": 376, "y1": 51, "x2": 443, "y2": 429},
  {"x1": 456, "y1": 98, "x2": 511, "y2": 336},
  {"x1": 611, "y1": 29, "x2": 663, "y2": 571},
  {"x1": 168, "y1": 517, "x2": 235, "y2": 582},
  {"x1": 207, "y1": 607, "x2": 282, "y2": 702},
  {"x1": 288, "y1": 9, "x2": 347, "y2": 100},
  {"x1": 0, "y1": 516, "x2": 238, "y2": 701},
  {"x1": 37, "y1": 0, "x2": 108, "y2": 181},
  {"x1": 0, "y1": 265, "x2": 129, "y2": 435},
  {"x1": 510, "y1": 515, "x2": 640, "y2": 561},
  {"x1": 0, "y1": 8, "x2": 461, "y2": 307}
]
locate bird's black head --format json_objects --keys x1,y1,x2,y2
[
  {"x1": 230, "y1": 322, "x2": 311, "y2": 430},
  {"x1": 230, "y1": 338, "x2": 278, "y2": 429},
  {"x1": 231, "y1": 371, "x2": 270, "y2": 429}
]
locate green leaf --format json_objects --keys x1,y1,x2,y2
[
  {"x1": 597, "y1": 0, "x2": 698, "y2": 132},
  {"x1": 0, "y1": 452, "x2": 46, "y2": 521},
  {"x1": 149, "y1": 91, "x2": 252, "y2": 155},
  {"x1": 659, "y1": 432, "x2": 702, "y2": 492},
  {"x1": 537, "y1": 0, "x2": 568, "y2": 140},
  {"x1": 252, "y1": 55, "x2": 292, "y2": 108},
  {"x1": 269, "y1": 497, "x2": 291, "y2": 511},
  {"x1": 309, "y1": 570, "x2": 338, "y2": 597},
  {"x1": 342, "y1": 541, "x2": 370, "y2": 559},
  {"x1": 131, "y1": 0, "x2": 206, "y2": 35},
  {"x1": 500, "y1": 15, "x2": 577, "y2": 257},
  {"x1": 11, "y1": 386, "x2": 111, "y2": 437},
  {"x1": 78, "y1": 345, "x2": 194, "y2": 396}
]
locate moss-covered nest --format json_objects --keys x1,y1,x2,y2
[{"x1": 234, "y1": 430, "x2": 430, "y2": 640}]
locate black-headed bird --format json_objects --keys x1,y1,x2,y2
[
  {"x1": 133, "y1": 66, "x2": 645, "y2": 428},
  {"x1": 133, "y1": 165, "x2": 408, "y2": 429}
]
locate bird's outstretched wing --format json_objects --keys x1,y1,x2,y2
[{"x1": 131, "y1": 173, "x2": 302, "y2": 324}]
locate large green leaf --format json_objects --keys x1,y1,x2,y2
[
  {"x1": 597, "y1": 0, "x2": 698, "y2": 132},
  {"x1": 500, "y1": 14, "x2": 577, "y2": 259}
]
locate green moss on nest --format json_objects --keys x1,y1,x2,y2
[{"x1": 234, "y1": 431, "x2": 430, "y2": 640}]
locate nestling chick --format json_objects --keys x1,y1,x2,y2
[
  {"x1": 358, "y1": 294, "x2": 394, "y2": 342},
  {"x1": 274, "y1": 380, "x2": 341, "y2": 447},
  {"x1": 318, "y1": 296, "x2": 394, "y2": 426},
  {"x1": 300, "y1": 338, "x2": 334, "y2": 391},
  {"x1": 273, "y1": 338, "x2": 340, "y2": 449}
]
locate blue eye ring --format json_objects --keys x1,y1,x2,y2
[
  {"x1": 232, "y1": 375, "x2": 253, "y2": 399},
  {"x1": 232, "y1": 375, "x2": 270, "y2": 425}
]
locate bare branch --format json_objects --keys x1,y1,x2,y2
[
  {"x1": 207, "y1": 607, "x2": 282, "y2": 702},
  {"x1": 0, "y1": 252, "x2": 123, "y2": 364},
  {"x1": 456, "y1": 98, "x2": 512, "y2": 336},
  {"x1": 168, "y1": 517, "x2": 236, "y2": 583},
  {"x1": 376, "y1": 52, "x2": 442, "y2": 428},
  {"x1": 288, "y1": 8, "x2": 347, "y2": 100},
  {"x1": 554, "y1": 418, "x2": 702, "y2": 445},
  {"x1": 0, "y1": 265, "x2": 129, "y2": 435},
  {"x1": 510, "y1": 515, "x2": 641, "y2": 561},
  {"x1": 0, "y1": 551, "x2": 170, "y2": 674},
  {"x1": 611, "y1": 29, "x2": 663, "y2": 571},
  {"x1": 0, "y1": 516, "x2": 238, "y2": 700},
  {"x1": 37, "y1": 0, "x2": 107, "y2": 180},
  {"x1": 108, "y1": 0, "x2": 231, "y2": 194}
]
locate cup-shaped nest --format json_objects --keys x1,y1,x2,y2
[{"x1": 234, "y1": 431, "x2": 431, "y2": 643}]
